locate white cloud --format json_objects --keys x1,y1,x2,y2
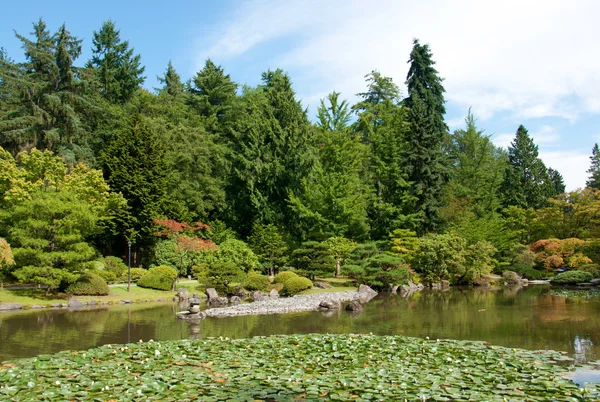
[
  {"x1": 194, "y1": 0, "x2": 600, "y2": 122},
  {"x1": 539, "y1": 150, "x2": 590, "y2": 191},
  {"x1": 491, "y1": 133, "x2": 514, "y2": 149},
  {"x1": 531, "y1": 125, "x2": 560, "y2": 146}
]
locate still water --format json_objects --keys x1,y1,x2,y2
[{"x1": 1, "y1": 286, "x2": 600, "y2": 363}]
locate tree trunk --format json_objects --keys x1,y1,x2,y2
[{"x1": 336, "y1": 259, "x2": 341, "y2": 277}]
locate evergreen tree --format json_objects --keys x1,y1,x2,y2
[
  {"x1": 403, "y1": 39, "x2": 448, "y2": 235},
  {"x1": 547, "y1": 168, "x2": 565, "y2": 195},
  {"x1": 248, "y1": 223, "x2": 287, "y2": 276},
  {"x1": 88, "y1": 20, "x2": 145, "y2": 103},
  {"x1": 291, "y1": 241, "x2": 335, "y2": 280},
  {"x1": 500, "y1": 125, "x2": 554, "y2": 209},
  {"x1": 316, "y1": 91, "x2": 352, "y2": 131},
  {"x1": 157, "y1": 60, "x2": 184, "y2": 97},
  {"x1": 100, "y1": 115, "x2": 168, "y2": 249},
  {"x1": 587, "y1": 143, "x2": 600, "y2": 189}
]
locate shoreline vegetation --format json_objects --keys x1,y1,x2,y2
[{"x1": 1, "y1": 333, "x2": 597, "y2": 400}]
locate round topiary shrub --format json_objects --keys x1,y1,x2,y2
[
  {"x1": 67, "y1": 272, "x2": 109, "y2": 296},
  {"x1": 551, "y1": 270, "x2": 593, "y2": 285},
  {"x1": 121, "y1": 268, "x2": 149, "y2": 283},
  {"x1": 243, "y1": 272, "x2": 270, "y2": 291},
  {"x1": 150, "y1": 265, "x2": 178, "y2": 281},
  {"x1": 137, "y1": 272, "x2": 173, "y2": 291},
  {"x1": 273, "y1": 271, "x2": 299, "y2": 284},
  {"x1": 281, "y1": 276, "x2": 313, "y2": 296},
  {"x1": 92, "y1": 270, "x2": 117, "y2": 283},
  {"x1": 104, "y1": 256, "x2": 128, "y2": 277}
]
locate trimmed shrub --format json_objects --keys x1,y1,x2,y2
[
  {"x1": 150, "y1": 265, "x2": 178, "y2": 281},
  {"x1": 67, "y1": 272, "x2": 109, "y2": 296},
  {"x1": 502, "y1": 270, "x2": 521, "y2": 284},
  {"x1": 137, "y1": 272, "x2": 173, "y2": 291},
  {"x1": 92, "y1": 270, "x2": 117, "y2": 283},
  {"x1": 273, "y1": 271, "x2": 299, "y2": 284},
  {"x1": 281, "y1": 277, "x2": 313, "y2": 296},
  {"x1": 551, "y1": 270, "x2": 593, "y2": 285},
  {"x1": 243, "y1": 272, "x2": 270, "y2": 291},
  {"x1": 510, "y1": 264, "x2": 544, "y2": 280},
  {"x1": 104, "y1": 256, "x2": 127, "y2": 277},
  {"x1": 578, "y1": 264, "x2": 600, "y2": 278},
  {"x1": 122, "y1": 268, "x2": 149, "y2": 282}
]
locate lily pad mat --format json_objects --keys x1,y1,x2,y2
[{"x1": 0, "y1": 333, "x2": 596, "y2": 400}]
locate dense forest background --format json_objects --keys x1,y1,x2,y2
[{"x1": 1, "y1": 19, "x2": 600, "y2": 290}]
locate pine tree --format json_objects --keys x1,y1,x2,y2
[
  {"x1": 88, "y1": 20, "x2": 145, "y2": 103},
  {"x1": 157, "y1": 60, "x2": 184, "y2": 97},
  {"x1": 586, "y1": 143, "x2": 600, "y2": 189},
  {"x1": 317, "y1": 91, "x2": 352, "y2": 131},
  {"x1": 100, "y1": 115, "x2": 168, "y2": 248},
  {"x1": 403, "y1": 39, "x2": 448, "y2": 235},
  {"x1": 547, "y1": 168, "x2": 565, "y2": 195},
  {"x1": 501, "y1": 125, "x2": 554, "y2": 209}
]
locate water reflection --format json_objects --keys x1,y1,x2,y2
[{"x1": 3, "y1": 286, "x2": 600, "y2": 364}]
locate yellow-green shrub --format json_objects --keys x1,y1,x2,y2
[
  {"x1": 273, "y1": 271, "x2": 299, "y2": 284},
  {"x1": 281, "y1": 277, "x2": 313, "y2": 296}
]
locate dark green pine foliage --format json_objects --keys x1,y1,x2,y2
[
  {"x1": 227, "y1": 70, "x2": 316, "y2": 237},
  {"x1": 404, "y1": 39, "x2": 449, "y2": 236},
  {"x1": 100, "y1": 115, "x2": 168, "y2": 247},
  {"x1": 353, "y1": 71, "x2": 417, "y2": 239},
  {"x1": 157, "y1": 61, "x2": 184, "y2": 98},
  {"x1": 0, "y1": 19, "x2": 94, "y2": 164},
  {"x1": 291, "y1": 241, "x2": 335, "y2": 280},
  {"x1": 289, "y1": 92, "x2": 371, "y2": 241},
  {"x1": 587, "y1": 143, "x2": 600, "y2": 189},
  {"x1": 500, "y1": 125, "x2": 555, "y2": 209},
  {"x1": 88, "y1": 20, "x2": 145, "y2": 104},
  {"x1": 547, "y1": 168, "x2": 565, "y2": 195},
  {"x1": 188, "y1": 59, "x2": 238, "y2": 132}
]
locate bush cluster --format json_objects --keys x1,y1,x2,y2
[
  {"x1": 273, "y1": 271, "x2": 299, "y2": 284},
  {"x1": 509, "y1": 264, "x2": 544, "y2": 280},
  {"x1": 243, "y1": 272, "x2": 270, "y2": 291},
  {"x1": 281, "y1": 276, "x2": 313, "y2": 296},
  {"x1": 551, "y1": 270, "x2": 593, "y2": 285},
  {"x1": 137, "y1": 266, "x2": 177, "y2": 291},
  {"x1": 66, "y1": 272, "x2": 109, "y2": 296},
  {"x1": 92, "y1": 270, "x2": 117, "y2": 283},
  {"x1": 120, "y1": 268, "x2": 149, "y2": 282}
]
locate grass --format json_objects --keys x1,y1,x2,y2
[{"x1": 299, "y1": 286, "x2": 357, "y2": 295}]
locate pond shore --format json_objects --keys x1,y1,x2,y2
[{"x1": 198, "y1": 287, "x2": 377, "y2": 318}]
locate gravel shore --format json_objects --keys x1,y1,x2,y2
[{"x1": 181, "y1": 288, "x2": 377, "y2": 319}]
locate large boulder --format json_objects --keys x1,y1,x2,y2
[
  {"x1": 208, "y1": 296, "x2": 228, "y2": 308},
  {"x1": 176, "y1": 288, "x2": 189, "y2": 301},
  {"x1": 357, "y1": 284, "x2": 377, "y2": 302},
  {"x1": 68, "y1": 299, "x2": 87, "y2": 309},
  {"x1": 345, "y1": 300, "x2": 363, "y2": 312},
  {"x1": 252, "y1": 291, "x2": 267, "y2": 302},
  {"x1": 269, "y1": 289, "x2": 279, "y2": 298},
  {"x1": 313, "y1": 281, "x2": 332, "y2": 289},
  {"x1": 205, "y1": 288, "x2": 220, "y2": 300},
  {"x1": 230, "y1": 296, "x2": 241, "y2": 305},
  {"x1": 0, "y1": 303, "x2": 22, "y2": 311},
  {"x1": 319, "y1": 300, "x2": 339, "y2": 310}
]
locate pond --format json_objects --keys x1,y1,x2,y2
[{"x1": 2, "y1": 285, "x2": 600, "y2": 365}]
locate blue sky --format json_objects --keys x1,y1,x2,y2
[{"x1": 3, "y1": 0, "x2": 599, "y2": 190}]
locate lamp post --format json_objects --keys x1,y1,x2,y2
[{"x1": 127, "y1": 239, "x2": 132, "y2": 293}]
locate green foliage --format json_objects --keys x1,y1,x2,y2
[
  {"x1": 91, "y1": 269, "x2": 117, "y2": 283},
  {"x1": 343, "y1": 243, "x2": 410, "y2": 290},
  {"x1": 509, "y1": 264, "x2": 544, "y2": 280},
  {"x1": 291, "y1": 241, "x2": 335, "y2": 279},
  {"x1": 587, "y1": 143, "x2": 600, "y2": 189},
  {"x1": 66, "y1": 272, "x2": 109, "y2": 295},
  {"x1": 462, "y1": 241, "x2": 497, "y2": 283},
  {"x1": 551, "y1": 270, "x2": 593, "y2": 285},
  {"x1": 248, "y1": 224, "x2": 287, "y2": 276},
  {"x1": 412, "y1": 234, "x2": 467, "y2": 284},
  {"x1": 243, "y1": 272, "x2": 270, "y2": 292},
  {"x1": 149, "y1": 265, "x2": 178, "y2": 281},
  {"x1": 137, "y1": 272, "x2": 173, "y2": 291},
  {"x1": 578, "y1": 264, "x2": 600, "y2": 278},
  {"x1": 126, "y1": 268, "x2": 148, "y2": 282},
  {"x1": 197, "y1": 262, "x2": 244, "y2": 294},
  {"x1": 501, "y1": 125, "x2": 556, "y2": 209},
  {"x1": 102, "y1": 256, "x2": 127, "y2": 278},
  {"x1": 324, "y1": 236, "x2": 357, "y2": 277},
  {"x1": 88, "y1": 20, "x2": 145, "y2": 103},
  {"x1": 199, "y1": 239, "x2": 258, "y2": 273},
  {"x1": 389, "y1": 229, "x2": 420, "y2": 263},
  {"x1": 0, "y1": 334, "x2": 591, "y2": 400},
  {"x1": 281, "y1": 276, "x2": 313, "y2": 296},
  {"x1": 273, "y1": 270, "x2": 299, "y2": 284}
]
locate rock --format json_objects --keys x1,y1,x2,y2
[
  {"x1": 31, "y1": 305, "x2": 44, "y2": 309},
  {"x1": 230, "y1": 296, "x2": 241, "y2": 305},
  {"x1": 205, "y1": 288, "x2": 220, "y2": 300},
  {"x1": 87, "y1": 300, "x2": 97, "y2": 306},
  {"x1": 391, "y1": 285, "x2": 399, "y2": 294},
  {"x1": 319, "y1": 300, "x2": 339, "y2": 310},
  {"x1": 577, "y1": 282, "x2": 594, "y2": 287},
  {"x1": 99, "y1": 301, "x2": 108, "y2": 306},
  {"x1": 345, "y1": 300, "x2": 363, "y2": 312},
  {"x1": 529, "y1": 280, "x2": 551, "y2": 285},
  {"x1": 68, "y1": 300, "x2": 86, "y2": 309},
  {"x1": 208, "y1": 296, "x2": 228, "y2": 308},
  {"x1": 313, "y1": 281, "x2": 332, "y2": 289},
  {"x1": 192, "y1": 293, "x2": 201, "y2": 300},
  {"x1": 61, "y1": 303, "x2": 69, "y2": 308},
  {"x1": 234, "y1": 288, "x2": 249, "y2": 299},
  {"x1": 0, "y1": 303, "x2": 22, "y2": 311},
  {"x1": 269, "y1": 289, "x2": 279, "y2": 298},
  {"x1": 252, "y1": 291, "x2": 267, "y2": 302},
  {"x1": 591, "y1": 278, "x2": 600, "y2": 286},
  {"x1": 188, "y1": 305, "x2": 200, "y2": 314},
  {"x1": 51, "y1": 303, "x2": 62, "y2": 308},
  {"x1": 176, "y1": 288, "x2": 189, "y2": 301},
  {"x1": 189, "y1": 297, "x2": 202, "y2": 305},
  {"x1": 357, "y1": 285, "x2": 377, "y2": 302}
]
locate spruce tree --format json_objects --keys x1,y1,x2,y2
[
  {"x1": 547, "y1": 168, "x2": 565, "y2": 195},
  {"x1": 157, "y1": 60, "x2": 184, "y2": 97},
  {"x1": 403, "y1": 39, "x2": 448, "y2": 235},
  {"x1": 88, "y1": 20, "x2": 145, "y2": 103},
  {"x1": 586, "y1": 143, "x2": 600, "y2": 189},
  {"x1": 316, "y1": 91, "x2": 352, "y2": 132},
  {"x1": 500, "y1": 125, "x2": 554, "y2": 209}
]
